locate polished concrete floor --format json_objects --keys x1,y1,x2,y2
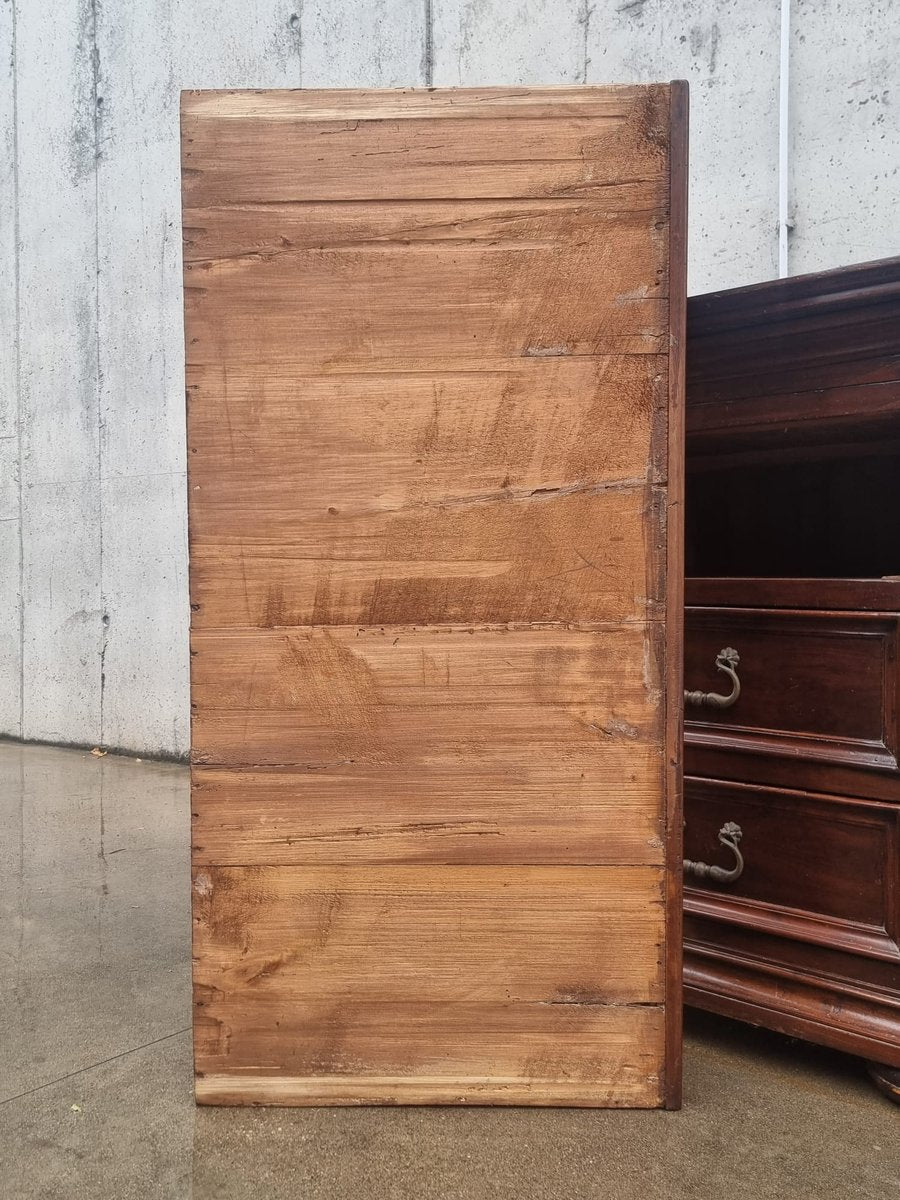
[{"x1": 0, "y1": 743, "x2": 897, "y2": 1199}]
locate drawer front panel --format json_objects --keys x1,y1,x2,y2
[
  {"x1": 684, "y1": 776, "x2": 900, "y2": 959},
  {"x1": 685, "y1": 607, "x2": 900, "y2": 775}
]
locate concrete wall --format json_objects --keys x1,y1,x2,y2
[{"x1": 2, "y1": 1, "x2": 898, "y2": 758}]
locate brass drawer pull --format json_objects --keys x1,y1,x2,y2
[
  {"x1": 684, "y1": 821, "x2": 744, "y2": 885},
  {"x1": 685, "y1": 647, "x2": 741, "y2": 709}
]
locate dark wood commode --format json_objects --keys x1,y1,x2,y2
[{"x1": 683, "y1": 258, "x2": 900, "y2": 1095}]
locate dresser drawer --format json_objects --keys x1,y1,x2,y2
[
  {"x1": 684, "y1": 776, "x2": 900, "y2": 964},
  {"x1": 685, "y1": 606, "x2": 900, "y2": 792}
]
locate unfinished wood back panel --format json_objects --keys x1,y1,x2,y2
[{"x1": 184, "y1": 84, "x2": 687, "y2": 1109}]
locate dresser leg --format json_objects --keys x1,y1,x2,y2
[{"x1": 865, "y1": 1061, "x2": 900, "y2": 1104}]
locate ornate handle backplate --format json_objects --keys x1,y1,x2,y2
[
  {"x1": 685, "y1": 647, "x2": 741, "y2": 709},
  {"x1": 684, "y1": 821, "x2": 744, "y2": 885}
]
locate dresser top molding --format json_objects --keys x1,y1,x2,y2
[{"x1": 685, "y1": 256, "x2": 900, "y2": 453}]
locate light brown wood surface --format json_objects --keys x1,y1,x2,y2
[
  {"x1": 193, "y1": 865, "x2": 664, "y2": 1107},
  {"x1": 184, "y1": 84, "x2": 686, "y2": 1108}
]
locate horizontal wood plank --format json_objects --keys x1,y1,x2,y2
[
  {"x1": 191, "y1": 750, "x2": 665, "y2": 867},
  {"x1": 193, "y1": 863, "x2": 664, "y2": 1105},
  {"x1": 191, "y1": 624, "x2": 663, "y2": 767},
  {"x1": 181, "y1": 86, "x2": 670, "y2": 206},
  {"x1": 187, "y1": 354, "x2": 666, "y2": 628},
  {"x1": 182, "y1": 84, "x2": 670, "y2": 123},
  {"x1": 189, "y1": 491, "x2": 663, "y2": 628},
  {"x1": 194, "y1": 1002, "x2": 664, "y2": 1108},
  {"x1": 192, "y1": 864, "x2": 664, "y2": 1002},
  {"x1": 184, "y1": 240, "x2": 666, "y2": 368},
  {"x1": 186, "y1": 357, "x2": 665, "y2": 492},
  {"x1": 187, "y1": 357, "x2": 665, "y2": 628},
  {"x1": 183, "y1": 198, "x2": 668, "y2": 266}
]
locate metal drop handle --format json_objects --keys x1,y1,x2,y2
[
  {"x1": 685, "y1": 647, "x2": 741, "y2": 709},
  {"x1": 684, "y1": 821, "x2": 744, "y2": 885}
]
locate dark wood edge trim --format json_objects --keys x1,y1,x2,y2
[
  {"x1": 686, "y1": 382, "x2": 900, "y2": 433},
  {"x1": 687, "y1": 256, "x2": 900, "y2": 337},
  {"x1": 663, "y1": 78, "x2": 688, "y2": 1111},
  {"x1": 686, "y1": 437, "x2": 900, "y2": 472},
  {"x1": 685, "y1": 890, "x2": 900, "y2": 964},
  {"x1": 685, "y1": 771, "x2": 900, "y2": 812},
  {"x1": 685, "y1": 577, "x2": 900, "y2": 611},
  {"x1": 685, "y1": 602, "x2": 900, "y2": 622},
  {"x1": 686, "y1": 939, "x2": 900, "y2": 1011},
  {"x1": 685, "y1": 728, "x2": 898, "y2": 774},
  {"x1": 685, "y1": 746, "x2": 900, "y2": 804},
  {"x1": 684, "y1": 958, "x2": 900, "y2": 1067}
]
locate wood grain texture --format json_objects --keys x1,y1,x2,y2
[
  {"x1": 191, "y1": 623, "x2": 662, "y2": 759},
  {"x1": 191, "y1": 759, "x2": 665, "y2": 866},
  {"x1": 684, "y1": 258, "x2": 900, "y2": 1077},
  {"x1": 185, "y1": 84, "x2": 685, "y2": 1107},
  {"x1": 181, "y1": 86, "x2": 671, "y2": 203},
  {"x1": 193, "y1": 865, "x2": 665, "y2": 1106},
  {"x1": 686, "y1": 606, "x2": 900, "y2": 778},
  {"x1": 187, "y1": 357, "x2": 665, "y2": 628},
  {"x1": 684, "y1": 777, "x2": 900, "y2": 941},
  {"x1": 191, "y1": 625, "x2": 665, "y2": 867}
]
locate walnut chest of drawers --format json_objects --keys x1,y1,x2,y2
[{"x1": 683, "y1": 258, "x2": 900, "y2": 1089}]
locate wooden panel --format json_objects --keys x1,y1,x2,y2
[
  {"x1": 181, "y1": 86, "x2": 670, "y2": 203},
  {"x1": 191, "y1": 763, "x2": 664, "y2": 866},
  {"x1": 183, "y1": 230, "x2": 667, "y2": 365},
  {"x1": 185, "y1": 84, "x2": 685, "y2": 1108},
  {"x1": 193, "y1": 865, "x2": 664, "y2": 1003},
  {"x1": 662, "y1": 79, "x2": 688, "y2": 1110},
  {"x1": 685, "y1": 258, "x2": 900, "y2": 453},
  {"x1": 191, "y1": 625, "x2": 665, "y2": 863},
  {"x1": 193, "y1": 865, "x2": 665, "y2": 1106},
  {"x1": 683, "y1": 953, "x2": 900, "y2": 1069},
  {"x1": 189, "y1": 488, "x2": 659, "y2": 629},
  {"x1": 684, "y1": 777, "x2": 900, "y2": 944},
  {"x1": 183, "y1": 198, "x2": 668, "y2": 361},
  {"x1": 683, "y1": 259, "x2": 900, "y2": 1073},
  {"x1": 686, "y1": 577, "x2": 900, "y2": 613},
  {"x1": 187, "y1": 358, "x2": 665, "y2": 628},
  {"x1": 685, "y1": 607, "x2": 900, "y2": 779},
  {"x1": 191, "y1": 625, "x2": 664, "y2": 866},
  {"x1": 191, "y1": 623, "x2": 661, "y2": 757}
]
